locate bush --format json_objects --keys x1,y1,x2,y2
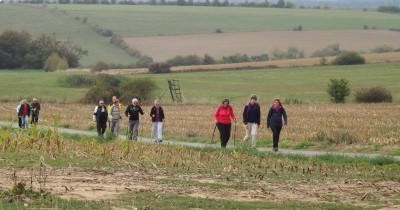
[
  {"x1": 272, "y1": 47, "x2": 304, "y2": 60},
  {"x1": 43, "y1": 53, "x2": 69, "y2": 72},
  {"x1": 378, "y1": 6, "x2": 400, "y2": 13},
  {"x1": 327, "y1": 78, "x2": 351, "y2": 103},
  {"x1": 355, "y1": 87, "x2": 393, "y2": 103},
  {"x1": 148, "y1": 63, "x2": 171, "y2": 73},
  {"x1": 250, "y1": 53, "x2": 269, "y2": 61},
  {"x1": 312, "y1": 44, "x2": 341, "y2": 57},
  {"x1": 203, "y1": 54, "x2": 216, "y2": 64},
  {"x1": 136, "y1": 55, "x2": 154, "y2": 68},
  {"x1": 95, "y1": 74, "x2": 122, "y2": 87},
  {"x1": 64, "y1": 75, "x2": 95, "y2": 88},
  {"x1": 120, "y1": 78, "x2": 157, "y2": 103},
  {"x1": 215, "y1": 28, "x2": 223, "y2": 33},
  {"x1": 332, "y1": 51, "x2": 365, "y2": 65},
  {"x1": 222, "y1": 54, "x2": 251, "y2": 63},
  {"x1": 371, "y1": 45, "x2": 394, "y2": 53},
  {"x1": 91, "y1": 61, "x2": 109, "y2": 73},
  {"x1": 82, "y1": 86, "x2": 120, "y2": 104},
  {"x1": 0, "y1": 30, "x2": 31, "y2": 69},
  {"x1": 166, "y1": 55, "x2": 203, "y2": 66}
]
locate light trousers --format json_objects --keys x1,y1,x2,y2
[
  {"x1": 152, "y1": 122, "x2": 163, "y2": 141},
  {"x1": 243, "y1": 123, "x2": 258, "y2": 147}
]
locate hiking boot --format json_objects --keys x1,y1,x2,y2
[{"x1": 273, "y1": 147, "x2": 279, "y2": 152}]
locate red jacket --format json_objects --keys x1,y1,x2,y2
[{"x1": 214, "y1": 105, "x2": 236, "y2": 124}]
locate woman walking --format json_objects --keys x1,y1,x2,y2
[
  {"x1": 214, "y1": 99, "x2": 236, "y2": 148},
  {"x1": 266, "y1": 98, "x2": 287, "y2": 152},
  {"x1": 93, "y1": 100, "x2": 108, "y2": 138},
  {"x1": 150, "y1": 99, "x2": 165, "y2": 143},
  {"x1": 18, "y1": 99, "x2": 31, "y2": 129},
  {"x1": 125, "y1": 98, "x2": 144, "y2": 141},
  {"x1": 242, "y1": 94, "x2": 261, "y2": 147}
]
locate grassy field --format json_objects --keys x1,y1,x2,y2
[
  {"x1": 0, "y1": 4, "x2": 134, "y2": 66},
  {"x1": 52, "y1": 5, "x2": 400, "y2": 37},
  {"x1": 0, "y1": 63, "x2": 400, "y2": 103},
  {"x1": 0, "y1": 127, "x2": 399, "y2": 209}
]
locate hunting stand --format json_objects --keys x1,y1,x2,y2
[{"x1": 168, "y1": 79, "x2": 183, "y2": 103}]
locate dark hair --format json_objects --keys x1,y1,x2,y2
[
  {"x1": 250, "y1": 94, "x2": 257, "y2": 101},
  {"x1": 222, "y1": 99, "x2": 230, "y2": 104}
]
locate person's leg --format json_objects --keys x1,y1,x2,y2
[
  {"x1": 96, "y1": 121, "x2": 102, "y2": 136},
  {"x1": 35, "y1": 113, "x2": 39, "y2": 123},
  {"x1": 251, "y1": 123, "x2": 258, "y2": 147},
  {"x1": 18, "y1": 116, "x2": 22, "y2": 128},
  {"x1": 157, "y1": 122, "x2": 163, "y2": 142},
  {"x1": 110, "y1": 120, "x2": 116, "y2": 135},
  {"x1": 132, "y1": 120, "x2": 139, "y2": 141},
  {"x1": 275, "y1": 125, "x2": 282, "y2": 149},
  {"x1": 271, "y1": 125, "x2": 282, "y2": 151},
  {"x1": 128, "y1": 120, "x2": 134, "y2": 140},
  {"x1": 115, "y1": 120, "x2": 120, "y2": 136},
  {"x1": 151, "y1": 122, "x2": 157, "y2": 142},
  {"x1": 221, "y1": 124, "x2": 231, "y2": 148},
  {"x1": 216, "y1": 123, "x2": 224, "y2": 147},
  {"x1": 23, "y1": 115, "x2": 29, "y2": 128},
  {"x1": 243, "y1": 124, "x2": 250, "y2": 143},
  {"x1": 101, "y1": 120, "x2": 107, "y2": 136}
]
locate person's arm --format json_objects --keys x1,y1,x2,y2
[
  {"x1": 213, "y1": 106, "x2": 220, "y2": 123},
  {"x1": 150, "y1": 107, "x2": 155, "y2": 117},
  {"x1": 27, "y1": 105, "x2": 31, "y2": 117},
  {"x1": 139, "y1": 106, "x2": 144, "y2": 115},
  {"x1": 161, "y1": 107, "x2": 165, "y2": 121},
  {"x1": 242, "y1": 105, "x2": 248, "y2": 125},
  {"x1": 256, "y1": 104, "x2": 261, "y2": 126},
  {"x1": 93, "y1": 106, "x2": 98, "y2": 121},
  {"x1": 230, "y1": 106, "x2": 236, "y2": 122},
  {"x1": 282, "y1": 108, "x2": 288, "y2": 126},
  {"x1": 124, "y1": 106, "x2": 129, "y2": 117},
  {"x1": 266, "y1": 108, "x2": 272, "y2": 128}
]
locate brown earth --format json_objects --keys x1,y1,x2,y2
[
  {"x1": 124, "y1": 30, "x2": 400, "y2": 61},
  {"x1": 0, "y1": 167, "x2": 399, "y2": 208}
]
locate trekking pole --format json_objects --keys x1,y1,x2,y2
[
  {"x1": 211, "y1": 123, "x2": 217, "y2": 144},
  {"x1": 233, "y1": 121, "x2": 237, "y2": 147}
]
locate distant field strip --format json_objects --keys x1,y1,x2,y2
[{"x1": 124, "y1": 30, "x2": 400, "y2": 61}]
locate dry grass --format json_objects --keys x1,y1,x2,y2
[
  {"x1": 124, "y1": 30, "x2": 400, "y2": 61},
  {"x1": 1, "y1": 102, "x2": 399, "y2": 151}
]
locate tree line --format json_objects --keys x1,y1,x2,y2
[{"x1": 0, "y1": 30, "x2": 87, "y2": 70}]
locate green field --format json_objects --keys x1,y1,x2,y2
[
  {"x1": 1, "y1": 63, "x2": 399, "y2": 103},
  {"x1": 0, "y1": 4, "x2": 134, "y2": 66},
  {"x1": 52, "y1": 5, "x2": 400, "y2": 37}
]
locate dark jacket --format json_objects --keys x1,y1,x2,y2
[
  {"x1": 31, "y1": 102, "x2": 41, "y2": 115},
  {"x1": 18, "y1": 103, "x2": 31, "y2": 116},
  {"x1": 150, "y1": 106, "x2": 165, "y2": 122},
  {"x1": 242, "y1": 103, "x2": 261, "y2": 125},
  {"x1": 93, "y1": 105, "x2": 108, "y2": 122},
  {"x1": 125, "y1": 105, "x2": 144, "y2": 121},
  {"x1": 267, "y1": 106, "x2": 287, "y2": 128}
]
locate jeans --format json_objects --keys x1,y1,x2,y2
[
  {"x1": 243, "y1": 123, "x2": 258, "y2": 147},
  {"x1": 110, "y1": 119, "x2": 120, "y2": 136},
  {"x1": 128, "y1": 120, "x2": 139, "y2": 141},
  {"x1": 20, "y1": 115, "x2": 29, "y2": 129},
  {"x1": 217, "y1": 123, "x2": 231, "y2": 148}
]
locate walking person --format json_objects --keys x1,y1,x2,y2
[
  {"x1": 93, "y1": 100, "x2": 108, "y2": 138},
  {"x1": 242, "y1": 94, "x2": 261, "y2": 148},
  {"x1": 125, "y1": 98, "x2": 144, "y2": 141},
  {"x1": 16, "y1": 100, "x2": 22, "y2": 128},
  {"x1": 108, "y1": 96, "x2": 122, "y2": 137},
  {"x1": 150, "y1": 99, "x2": 165, "y2": 143},
  {"x1": 266, "y1": 98, "x2": 287, "y2": 152},
  {"x1": 30, "y1": 98, "x2": 41, "y2": 124},
  {"x1": 18, "y1": 99, "x2": 31, "y2": 129},
  {"x1": 214, "y1": 99, "x2": 236, "y2": 148}
]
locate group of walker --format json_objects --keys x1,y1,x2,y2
[
  {"x1": 15, "y1": 98, "x2": 41, "y2": 129},
  {"x1": 93, "y1": 96, "x2": 165, "y2": 143},
  {"x1": 214, "y1": 95, "x2": 287, "y2": 151},
  {"x1": 93, "y1": 94, "x2": 287, "y2": 151}
]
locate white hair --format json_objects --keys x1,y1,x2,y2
[{"x1": 132, "y1": 98, "x2": 139, "y2": 104}]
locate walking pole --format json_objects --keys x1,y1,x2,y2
[
  {"x1": 233, "y1": 121, "x2": 237, "y2": 147},
  {"x1": 211, "y1": 123, "x2": 217, "y2": 144}
]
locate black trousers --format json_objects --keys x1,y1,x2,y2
[
  {"x1": 96, "y1": 120, "x2": 107, "y2": 136},
  {"x1": 18, "y1": 116, "x2": 22, "y2": 128},
  {"x1": 31, "y1": 112, "x2": 39, "y2": 124},
  {"x1": 270, "y1": 125, "x2": 282, "y2": 149},
  {"x1": 217, "y1": 123, "x2": 231, "y2": 148}
]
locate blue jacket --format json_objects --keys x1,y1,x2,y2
[
  {"x1": 243, "y1": 103, "x2": 261, "y2": 125},
  {"x1": 267, "y1": 106, "x2": 287, "y2": 128}
]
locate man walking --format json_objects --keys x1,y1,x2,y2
[{"x1": 93, "y1": 100, "x2": 108, "y2": 138}]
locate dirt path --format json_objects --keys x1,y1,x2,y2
[{"x1": 0, "y1": 121, "x2": 399, "y2": 162}]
